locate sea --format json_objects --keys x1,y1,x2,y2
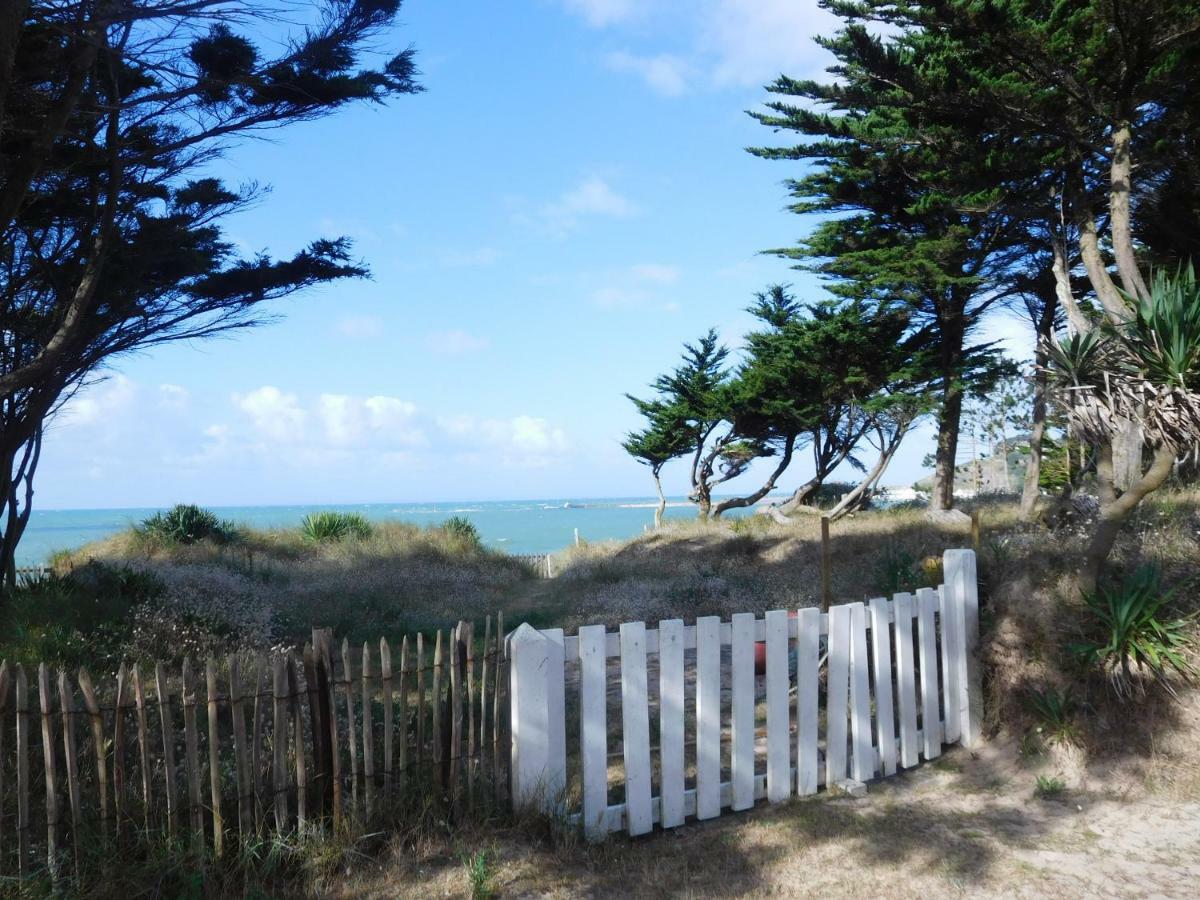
[{"x1": 16, "y1": 497, "x2": 765, "y2": 567}]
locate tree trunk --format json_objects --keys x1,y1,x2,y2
[
  {"x1": 652, "y1": 470, "x2": 666, "y2": 529},
  {"x1": 1109, "y1": 122, "x2": 1150, "y2": 303},
  {"x1": 712, "y1": 434, "x2": 796, "y2": 518},
  {"x1": 827, "y1": 424, "x2": 907, "y2": 522},
  {"x1": 1022, "y1": 283, "x2": 1058, "y2": 518},
  {"x1": 1110, "y1": 420, "x2": 1144, "y2": 493},
  {"x1": 932, "y1": 381, "x2": 964, "y2": 511},
  {"x1": 1079, "y1": 444, "x2": 1176, "y2": 594}
]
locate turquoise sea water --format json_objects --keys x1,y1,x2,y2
[{"x1": 17, "y1": 497, "x2": 763, "y2": 566}]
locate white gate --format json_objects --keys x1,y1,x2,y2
[{"x1": 508, "y1": 548, "x2": 980, "y2": 839}]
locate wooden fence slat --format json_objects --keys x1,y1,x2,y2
[
  {"x1": 415, "y1": 632, "x2": 426, "y2": 775},
  {"x1": 77, "y1": 668, "x2": 108, "y2": 839},
  {"x1": 57, "y1": 671, "x2": 80, "y2": 875},
  {"x1": 154, "y1": 663, "x2": 178, "y2": 838},
  {"x1": 869, "y1": 598, "x2": 898, "y2": 777},
  {"x1": 825, "y1": 604, "x2": 851, "y2": 788},
  {"x1": 619, "y1": 622, "x2": 652, "y2": 836},
  {"x1": 113, "y1": 663, "x2": 128, "y2": 832},
  {"x1": 578, "y1": 624, "x2": 608, "y2": 840},
  {"x1": 288, "y1": 655, "x2": 308, "y2": 829},
  {"x1": 182, "y1": 658, "x2": 203, "y2": 847},
  {"x1": 397, "y1": 636, "x2": 410, "y2": 795},
  {"x1": 341, "y1": 639, "x2": 358, "y2": 811},
  {"x1": 544, "y1": 627, "x2": 566, "y2": 803},
  {"x1": 16, "y1": 665, "x2": 29, "y2": 877},
  {"x1": 314, "y1": 631, "x2": 340, "y2": 827},
  {"x1": 449, "y1": 624, "x2": 463, "y2": 803},
  {"x1": 695, "y1": 616, "x2": 721, "y2": 821},
  {"x1": 849, "y1": 602, "x2": 874, "y2": 782},
  {"x1": 361, "y1": 643, "x2": 375, "y2": 816},
  {"x1": 492, "y1": 611, "x2": 505, "y2": 807},
  {"x1": 205, "y1": 659, "x2": 224, "y2": 857},
  {"x1": 479, "y1": 617, "x2": 490, "y2": 789},
  {"x1": 250, "y1": 657, "x2": 267, "y2": 835},
  {"x1": 38, "y1": 664, "x2": 59, "y2": 877},
  {"x1": 657, "y1": 618, "x2": 685, "y2": 829},
  {"x1": 431, "y1": 630, "x2": 443, "y2": 789},
  {"x1": 466, "y1": 620, "x2": 477, "y2": 805},
  {"x1": 893, "y1": 593, "x2": 919, "y2": 768},
  {"x1": 380, "y1": 638, "x2": 393, "y2": 800},
  {"x1": 228, "y1": 656, "x2": 251, "y2": 839},
  {"x1": 796, "y1": 607, "x2": 821, "y2": 796},
  {"x1": 132, "y1": 665, "x2": 151, "y2": 831},
  {"x1": 729, "y1": 612, "x2": 755, "y2": 812},
  {"x1": 917, "y1": 588, "x2": 943, "y2": 760},
  {"x1": 302, "y1": 643, "x2": 324, "y2": 820},
  {"x1": 272, "y1": 655, "x2": 288, "y2": 831},
  {"x1": 939, "y1": 585, "x2": 963, "y2": 744},
  {"x1": 0, "y1": 660, "x2": 8, "y2": 872},
  {"x1": 765, "y1": 609, "x2": 791, "y2": 802}
]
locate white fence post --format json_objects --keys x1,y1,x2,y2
[
  {"x1": 509, "y1": 623, "x2": 558, "y2": 812},
  {"x1": 943, "y1": 549, "x2": 981, "y2": 747}
]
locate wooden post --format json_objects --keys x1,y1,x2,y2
[
  {"x1": 57, "y1": 671, "x2": 81, "y2": 877},
  {"x1": 380, "y1": 639, "x2": 393, "y2": 799},
  {"x1": 450, "y1": 623, "x2": 464, "y2": 806},
  {"x1": 0, "y1": 660, "x2": 8, "y2": 873},
  {"x1": 493, "y1": 611, "x2": 504, "y2": 806},
  {"x1": 397, "y1": 636, "x2": 410, "y2": 794},
  {"x1": 508, "y1": 624, "x2": 551, "y2": 811},
  {"x1": 970, "y1": 509, "x2": 981, "y2": 553},
  {"x1": 77, "y1": 668, "x2": 108, "y2": 839},
  {"x1": 228, "y1": 656, "x2": 252, "y2": 839},
  {"x1": 431, "y1": 630, "x2": 444, "y2": 789},
  {"x1": 479, "y1": 617, "x2": 491, "y2": 790},
  {"x1": 205, "y1": 659, "x2": 224, "y2": 857},
  {"x1": 287, "y1": 655, "x2": 308, "y2": 829},
  {"x1": 272, "y1": 655, "x2": 288, "y2": 831},
  {"x1": 302, "y1": 644, "x2": 325, "y2": 819},
  {"x1": 181, "y1": 659, "x2": 203, "y2": 848},
  {"x1": 37, "y1": 664, "x2": 59, "y2": 878},
  {"x1": 944, "y1": 549, "x2": 982, "y2": 747},
  {"x1": 251, "y1": 656, "x2": 267, "y2": 834},
  {"x1": 313, "y1": 630, "x2": 341, "y2": 829},
  {"x1": 154, "y1": 663, "x2": 178, "y2": 838},
  {"x1": 340, "y1": 639, "x2": 358, "y2": 814},
  {"x1": 16, "y1": 665, "x2": 29, "y2": 878},
  {"x1": 415, "y1": 633, "x2": 426, "y2": 775},
  {"x1": 466, "y1": 620, "x2": 477, "y2": 803},
  {"x1": 360, "y1": 643, "x2": 374, "y2": 816},
  {"x1": 113, "y1": 663, "x2": 128, "y2": 833},
  {"x1": 820, "y1": 516, "x2": 832, "y2": 612},
  {"x1": 132, "y1": 666, "x2": 151, "y2": 832}
]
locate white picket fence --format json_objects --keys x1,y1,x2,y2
[{"x1": 508, "y1": 548, "x2": 980, "y2": 839}]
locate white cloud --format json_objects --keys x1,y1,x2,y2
[
  {"x1": 427, "y1": 329, "x2": 490, "y2": 354},
  {"x1": 631, "y1": 263, "x2": 680, "y2": 285},
  {"x1": 233, "y1": 386, "x2": 307, "y2": 444},
  {"x1": 700, "y1": 0, "x2": 840, "y2": 87},
  {"x1": 562, "y1": 0, "x2": 638, "y2": 27},
  {"x1": 539, "y1": 176, "x2": 636, "y2": 235},
  {"x1": 440, "y1": 413, "x2": 570, "y2": 467},
  {"x1": 58, "y1": 375, "x2": 138, "y2": 428},
  {"x1": 337, "y1": 315, "x2": 384, "y2": 339},
  {"x1": 604, "y1": 51, "x2": 692, "y2": 96},
  {"x1": 591, "y1": 286, "x2": 649, "y2": 309},
  {"x1": 158, "y1": 384, "x2": 190, "y2": 411},
  {"x1": 317, "y1": 394, "x2": 422, "y2": 446}
]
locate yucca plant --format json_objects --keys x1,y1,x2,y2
[
  {"x1": 441, "y1": 515, "x2": 481, "y2": 547},
  {"x1": 1122, "y1": 263, "x2": 1200, "y2": 391},
  {"x1": 300, "y1": 511, "x2": 373, "y2": 542},
  {"x1": 1069, "y1": 565, "x2": 1195, "y2": 700},
  {"x1": 1023, "y1": 687, "x2": 1078, "y2": 746},
  {"x1": 139, "y1": 503, "x2": 238, "y2": 545}
]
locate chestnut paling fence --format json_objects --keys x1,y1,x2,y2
[
  {"x1": 509, "y1": 549, "x2": 981, "y2": 839},
  {"x1": 0, "y1": 616, "x2": 510, "y2": 881}
]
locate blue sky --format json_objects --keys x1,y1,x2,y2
[{"x1": 40, "y1": 0, "x2": 1031, "y2": 509}]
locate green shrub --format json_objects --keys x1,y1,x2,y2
[
  {"x1": 1069, "y1": 565, "x2": 1195, "y2": 700},
  {"x1": 442, "y1": 515, "x2": 481, "y2": 546},
  {"x1": 300, "y1": 511, "x2": 373, "y2": 542},
  {"x1": 1034, "y1": 775, "x2": 1066, "y2": 799},
  {"x1": 1024, "y1": 687, "x2": 1078, "y2": 746},
  {"x1": 139, "y1": 503, "x2": 239, "y2": 545}
]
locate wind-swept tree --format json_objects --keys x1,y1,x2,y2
[
  {"x1": 0, "y1": 1, "x2": 422, "y2": 585},
  {"x1": 622, "y1": 399, "x2": 692, "y2": 528}
]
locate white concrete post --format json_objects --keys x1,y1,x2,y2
[{"x1": 943, "y1": 549, "x2": 982, "y2": 747}]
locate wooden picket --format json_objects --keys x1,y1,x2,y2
[{"x1": 509, "y1": 549, "x2": 981, "y2": 840}]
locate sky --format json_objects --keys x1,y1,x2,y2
[{"x1": 39, "y1": 0, "x2": 1034, "y2": 509}]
